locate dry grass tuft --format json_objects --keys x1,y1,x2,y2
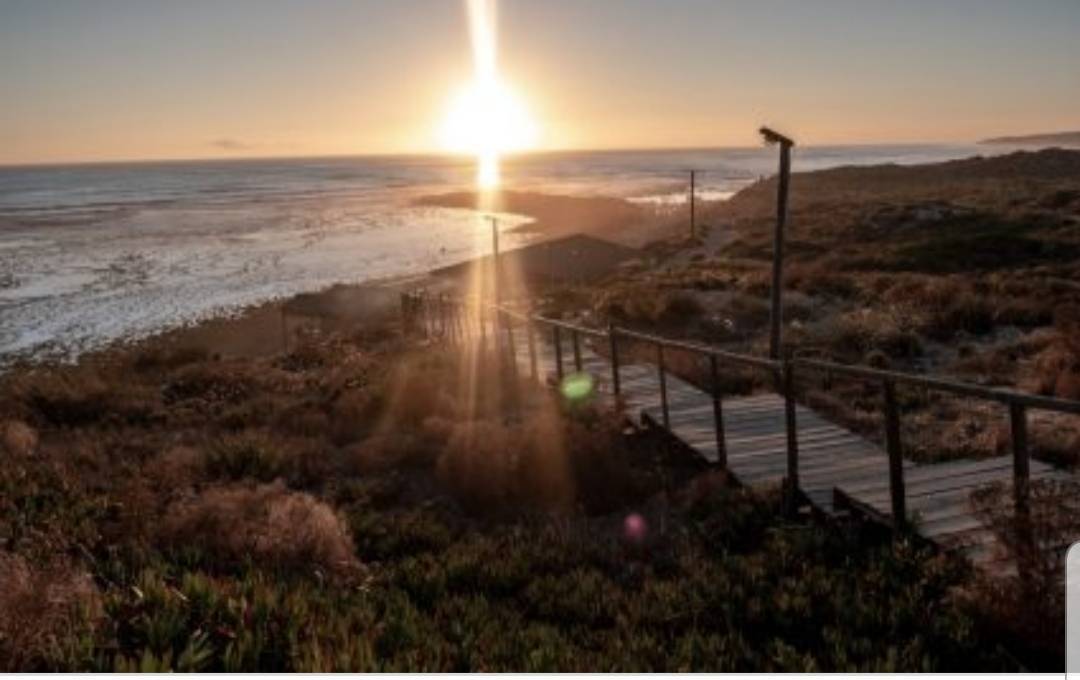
[
  {"x1": 159, "y1": 482, "x2": 360, "y2": 578},
  {"x1": 7, "y1": 367, "x2": 158, "y2": 427},
  {"x1": 1, "y1": 420, "x2": 38, "y2": 458},
  {"x1": 0, "y1": 552, "x2": 101, "y2": 671},
  {"x1": 968, "y1": 478, "x2": 1080, "y2": 662},
  {"x1": 1031, "y1": 305, "x2": 1080, "y2": 399}
]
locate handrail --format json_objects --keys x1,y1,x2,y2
[
  {"x1": 795, "y1": 357, "x2": 1080, "y2": 416},
  {"x1": 402, "y1": 288, "x2": 1080, "y2": 548},
  {"x1": 404, "y1": 290, "x2": 1080, "y2": 417}
]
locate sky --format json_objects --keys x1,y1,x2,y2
[{"x1": 1, "y1": 0, "x2": 1078, "y2": 164}]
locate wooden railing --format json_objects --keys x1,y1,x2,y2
[{"x1": 401, "y1": 290, "x2": 1080, "y2": 528}]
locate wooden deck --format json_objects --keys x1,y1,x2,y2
[{"x1": 501, "y1": 322, "x2": 1075, "y2": 573}]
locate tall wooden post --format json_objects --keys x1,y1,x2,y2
[
  {"x1": 490, "y1": 216, "x2": 500, "y2": 341},
  {"x1": 689, "y1": 169, "x2": 697, "y2": 239},
  {"x1": 760, "y1": 127, "x2": 794, "y2": 361}
]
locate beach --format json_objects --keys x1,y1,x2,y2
[{"x1": 0, "y1": 145, "x2": 1000, "y2": 368}]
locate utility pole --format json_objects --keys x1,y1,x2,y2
[
  {"x1": 689, "y1": 169, "x2": 697, "y2": 239},
  {"x1": 759, "y1": 126, "x2": 794, "y2": 361}
]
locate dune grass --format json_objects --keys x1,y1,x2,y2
[{"x1": 0, "y1": 315, "x2": 1030, "y2": 671}]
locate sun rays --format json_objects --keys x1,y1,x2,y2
[{"x1": 440, "y1": 0, "x2": 538, "y2": 190}]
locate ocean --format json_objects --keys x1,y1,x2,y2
[{"x1": 0, "y1": 144, "x2": 990, "y2": 365}]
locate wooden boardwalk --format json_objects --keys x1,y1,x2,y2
[
  {"x1": 498, "y1": 319, "x2": 1076, "y2": 573},
  {"x1": 406, "y1": 293, "x2": 1080, "y2": 576}
]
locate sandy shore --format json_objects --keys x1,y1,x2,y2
[{"x1": 414, "y1": 189, "x2": 671, "y2": 247}]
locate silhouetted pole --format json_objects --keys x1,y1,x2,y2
[
  {"x1": 760, "y1": 126, "x2": 794, "y2": 361},
  {"x1": 489, "y1": 216, "x2": 500, "y2": 307},
  {"x1": 489, "y1": 216, "x2": 501, "y2": 343},
  {"x1": 689, "y1": 169, "x2": 697, "y2": 239}
]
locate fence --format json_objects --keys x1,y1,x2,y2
[{"x1": 401, "y1": 290, "x2": 1080, "y2": 529}]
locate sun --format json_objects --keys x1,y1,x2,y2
[
  {"x1": 440, "y1": 0, "x2": 537, "y2": 189},
  {"x1": 440, "y1": 77, "x2": 537, "y2": 189}
]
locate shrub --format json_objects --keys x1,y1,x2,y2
[
  {"x1": 162, "y1": 362, "x2": 257, "y2": 405},
  {"x1": 131, "y1": 344, "x2": 210, "y2": 373},
  {"x1": 158, "y1": 482, "x2": 360, "y2": 578},
  {"x1": 969, "y1": 478, "x2": 1080, "y2": 665},
  {"x1": 0, "y1": 552, "x2": 101, "y2": 671},
  {"x1": 202, "y1": 432, "x2": 286, "y2": 482},
  {"x1": 809, "y1": 308, "x2": 922, "y2": 361},
  {"x1": 658, "y1": 292, "x2": 705, "y2": 325},
  {"x1": 1031, "y1": 305, "x2": 1080, "y2": 399},
  {"x1": 1, "y1": 420, "x2": 37, "y2": 458},
  {"x1": 7, "y1": 368, "x2": 157, "y2": 428}
]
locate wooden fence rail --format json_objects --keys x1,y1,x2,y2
[{"x1": 400, "y1": 291, "x2": 1080, "y2": 529}]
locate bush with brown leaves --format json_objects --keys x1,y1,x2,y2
[
  {"x1": 0, "y1": 552, "x2": 101, "y2": 671},
  {"x1": 158, "y1": 482, "x2": 360, "y2": 578}
]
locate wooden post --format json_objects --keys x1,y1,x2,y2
[
  {"x1": 527, "y1": 320, "x2": 538, "y2": 381},
  {"x1": 658, "y1": 343, "x2": 670, "y2": 429},
  {"x1": 1010, "y1": 402, "x2": 1029, "y2": 511},
  {"x1": 883, "y1": 379, "x2": 906, "y2": 530},
  {"x1": 505, "y1": 313, "x2": 518, "y2": 374},
  {"x1": 689, "y1": 169, "x2": 697, "y2": 239},
  {"x1": 782, "y1": 360, "x2": 799, "y2": 513},
  {"x1": 440, "y1": 296, "x2": 448, "y2": 339},
  {"x1": 572, "y1": 330, "x2": 583, "y2": 372},
  {"x1": 761, "y1": 127, "x2": 794, "y2": 361},
  {"x1": 710, "y1": 354, "x2": 727, "y2": 468},
  {"x1": 608, "y1": 324, "x2": 621, "y2": 397},
  {"x1": 553, "y1": 326, "x2": 564, "y2": 382}
]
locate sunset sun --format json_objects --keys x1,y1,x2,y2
[{"x1": 440, "y1": 0, "x2": 537, "y2": 189}]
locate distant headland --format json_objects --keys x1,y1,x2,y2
[{"x1": 980, "y1": 130, "x2": 1080, "y2": 147}]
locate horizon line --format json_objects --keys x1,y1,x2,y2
[{"x1": 0, "y1": 139, "x2": 995, "y2": 170}]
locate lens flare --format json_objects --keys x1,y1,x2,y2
[
  {"x1": 623, "y1": 513, "x2": 648, "y2": 544},
  {"x1": 440, "y1": 0, "x2": 538, "y2": 188},
  {"x1": 560, "y1": 372, "x2": 595, "y2": 403}
]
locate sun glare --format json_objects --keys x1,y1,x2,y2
[{"x1": 440, "y1": 0, "x2": 538, "y2": 189}]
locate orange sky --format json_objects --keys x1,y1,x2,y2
[{"x1": 1, "y1": 0, "x2": 1078, "y2": 165}]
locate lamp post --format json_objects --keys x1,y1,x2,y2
[{"x1": 759, "y1": 126, "x2": 794, "y2": 361}]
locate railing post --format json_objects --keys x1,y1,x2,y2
[
  {"x1": 783, "y1": 360, "x2": 799, "y2": 514},
  {"x1": 440, "y1": 296, "x2": 448, "y2": 340},
  {"x1": 883, "y1": 378, "x2": 906, "y2": 531},
  {"x1": 572, "y1": 330, "x2": 583, "y2": 372},
  {"x1": 1010, "y1": 402, "x2": 1029, "y2": 512},
  {"x1": 505, "y1": 312, "x2": 518, "y2": 375},
  {"x1": 608, "y1": 324, "x2": 621, "y2": 397},
  {"x1": 527, "y1": 320, "x2": 538, "y2": 381},
  {"x1": 710, "y1": 354, "x2": 727, "y2": 468},
  {"x1": 553, "y1": 326, "x2": 564, "y2": 382},
  {"x1": 658, "y1": 343, "x2": 670, "y2": 429}
]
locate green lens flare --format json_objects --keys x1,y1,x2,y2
[{"x1": 560, "y1": 372, "x2": 595, "y2": 402}]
